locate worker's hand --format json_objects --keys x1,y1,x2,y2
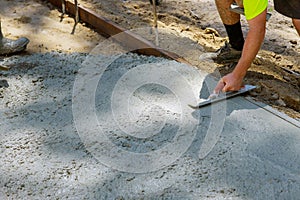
[{"x1": 213, "y1": 72, "x2": 244, "y2": 94}]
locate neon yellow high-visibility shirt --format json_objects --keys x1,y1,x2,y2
[{"x1": 244, "y1": 0, "x2": 268, "y2": 20}]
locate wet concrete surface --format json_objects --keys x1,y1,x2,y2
[{"x1": 0, "y1": 52, "x2": 300, "y2": 199}]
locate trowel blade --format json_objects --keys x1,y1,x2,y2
[
  {"x1": 0, "y1": 65, "x2": 10, "y2": 71},
  {"x1": 189, "y1": 84, "x2": 256, "y2": 109}
]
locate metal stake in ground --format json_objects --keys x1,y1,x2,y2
[
  {"x1": 61, "y1": 0, "x2": 80, "y2": 34},
  {"x1": 71, "y1": 0, "x2": 80, "y2": 34},
  {"x1": 151, "y1": 0, "x2": 159, "y2": 46}
]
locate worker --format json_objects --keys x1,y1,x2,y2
[
  {"x1": 212, "y1": 0, "x2": 300, "y2": 94},
  {"x1": 0, "y1": 18, "x2": 30, "y2": 55}
]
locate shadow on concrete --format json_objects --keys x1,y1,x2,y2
[{"x1": 0, "y1": 79, "x2": 9, "y2": 88}]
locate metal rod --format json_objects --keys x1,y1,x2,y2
[{"x1": 151, "y1": 0, "x2": 159, "y2": 46}]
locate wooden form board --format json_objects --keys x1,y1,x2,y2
[{"x1": 47, "y1": 0, "x2": 190, "y2": 64}]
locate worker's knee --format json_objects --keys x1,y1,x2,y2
[
  {"x1": 215, "y1": 0, "x2": 240, "y2": 25},
  {"x1": 292, "y1": 18, "x2": 300, "y2": 36},
  {"x1": 234, "y1": 0, "x2": 243, "y2": 8}
]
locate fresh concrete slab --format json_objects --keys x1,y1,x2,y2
[{"x1": 0, "y1": 52, "x2": 299, "y2": 199}]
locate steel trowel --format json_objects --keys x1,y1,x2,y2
[{"x1": 189, "y1": 84, "x2": 256, "y2": 109}]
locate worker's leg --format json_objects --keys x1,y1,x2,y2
[
  {"x1": 234, "y1": 0, "x2": 243, "y2": 8},
  {"x1": 215, "y1": 0, "x2": 240, "y2": 25},
  {"x1": 215, "y1": 0, "x2": 244, "y2": 51},
  {"x1": 274, "y1": 0, "x2": 300, "y2": 36},
  {"x1": 199, "y1": 0, "x2": 244, "y2": 63},
  {"x1": 292, "y1": 18, "x2": 300, "y2": 36}
]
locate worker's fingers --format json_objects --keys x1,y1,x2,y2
[
  {"x1": 213, "y1": 79, "x2": 225, "y2": 94},
  {"x1": 216, "y1": 72, "x2": 244, "y2": 93},
  {"x1": 222, "y1": 83, "x2": 230, "y2": 93},
  {"x1": 222, "y1": 82, "x2": 242, "y2": 92}
]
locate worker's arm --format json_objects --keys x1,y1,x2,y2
[{"x1": 214, "y1": 9, "x2": 267, "y2": 93}]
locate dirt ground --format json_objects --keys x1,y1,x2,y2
[{"x1": 1, "y1": 0, "x2": 300, "y2": 119}]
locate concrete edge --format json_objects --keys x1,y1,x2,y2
[{"x1": 245, "y1": 96, "x2": 300, "y2": 129}]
